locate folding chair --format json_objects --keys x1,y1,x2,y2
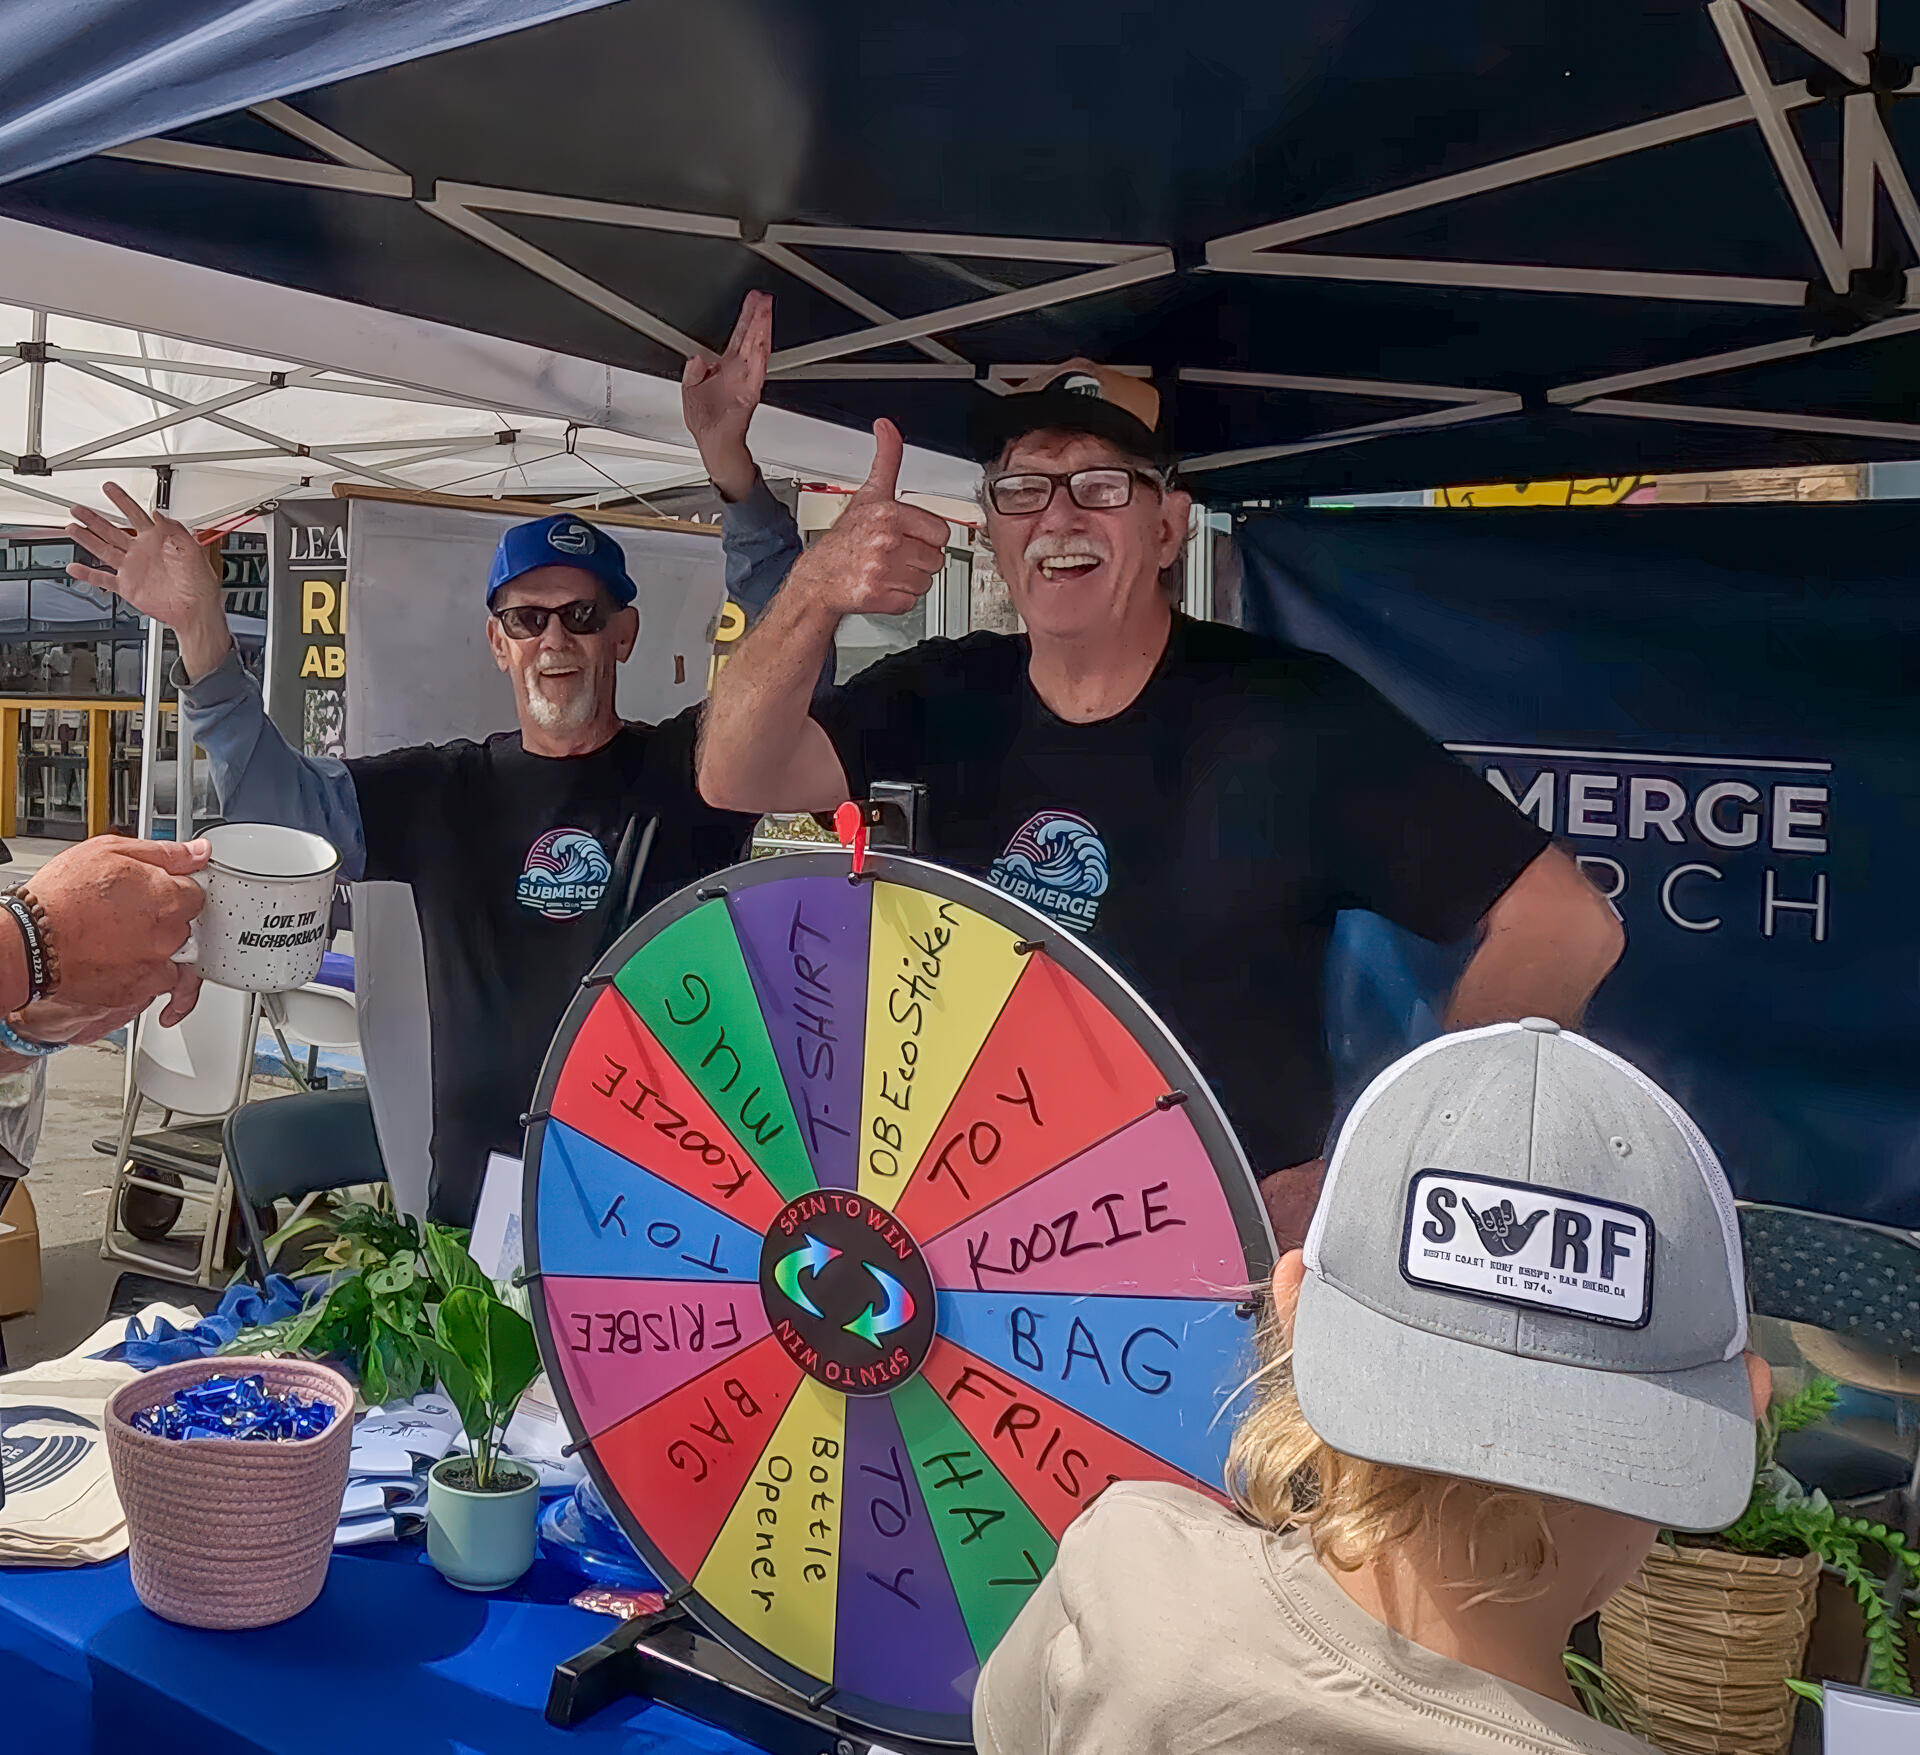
[
  {"x1": 260, "y1": 981, "x2": 360, "y2": 1090},
  {"x1": 223, "y1": 1085, "x2": 388, "y2": 1287},
  {"x1": 1740, "y1": 1202, "x2": 1920, "y2": 1694},
  {"x1": 97, "y1": 982, "x2": 262, "y2": 1289},
  {"x1": 1741, "y1": 1204, "x2": 1920, "y2": 1522}
]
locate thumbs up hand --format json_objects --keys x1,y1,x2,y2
[{"x1": 786, "y1": 421, "x2": 951, "y2": 619}]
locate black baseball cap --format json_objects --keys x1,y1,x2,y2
[{"x1": 969, "y1": 360, "x2": 1172, "y2": 469}]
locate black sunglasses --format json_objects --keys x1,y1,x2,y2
[
  {"x1": 491, "y1": 598, "x2": 613, "y2": 640},
  {"x1": 986, "y1": 466, "x2": 1166, "y2": 517}
]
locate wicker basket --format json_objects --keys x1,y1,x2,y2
[
  {"x1": 104, "y1": 1356, "x2": 353, "y2": 1630},
  {"x1": 1598, "y1": 1540, "x2": 1822, "y2": 1755}
]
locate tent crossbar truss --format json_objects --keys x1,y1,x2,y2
[
  {"x1": 1, "y1": 314, "x2": 734, "y2": 521},
  {"x1": 17, "y1": 0, "x2": 1920, "y2": 491}
]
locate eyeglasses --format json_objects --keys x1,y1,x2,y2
[
  {"x1": 986, "y1": 466, "x2": 1165, "y2": 517},
  {"x1": 491, "y1": 598, "x2": 612, "y2": 640}
]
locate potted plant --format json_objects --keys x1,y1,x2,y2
[
  {"x1": 1599, "y1": 1375, "x2": 1920, "y2": 1754},
  {"x1": 227, "y1": 1198, "x2": 469, "y2": 1400},
  {"x1": 230, "y1": 1206, "x2": 545, "y2": 1589},
  {"x1": 421, "y1": 1278, "x2": 544, "y2": 1592}
]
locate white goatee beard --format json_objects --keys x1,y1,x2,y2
[{"x1": 523, "y1": 672, "x2": 600, "y2": 734}]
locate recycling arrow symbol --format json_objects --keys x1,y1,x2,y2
[
  {"x1": 841, "y1": 1263, "x2": 916, "y2": 1348},
  {"x1": 771, "y1": 1234, "x2": 839, "y2": 1319}
]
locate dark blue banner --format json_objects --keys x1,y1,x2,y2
[{"x1": 1240, "y1": 503, "x2": 1919, "y2": 1227}]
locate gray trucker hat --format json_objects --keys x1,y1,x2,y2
[{"x1": 1293, "y1": 1018, "x2": 1754, "y2": 1531}]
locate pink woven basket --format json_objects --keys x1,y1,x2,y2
[{"x1": 105, "y1": 1355, "x2": 353, "y2": 1630}]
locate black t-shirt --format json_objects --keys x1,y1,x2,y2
[
  {"x1": 348, "y1": 710, "x2": 755, "y2": 1224},
  {"x1": 815, "y1": 616, "x2": 1549, "y2": 1172}
]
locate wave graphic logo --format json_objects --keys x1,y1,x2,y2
[
  {"x1": 0, "y1": 1404, "x2": 99, "y2": 1497},
  {"x1": 989, "y1": 810, "x2": 1110, "y2": 933},
  {"x1": 516, "y1": 827, "x2": 611, "y2": 921}
]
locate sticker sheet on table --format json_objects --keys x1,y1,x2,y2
[{"x1": 528, "y1": 866, "x2": 1263, "y2": 1740}]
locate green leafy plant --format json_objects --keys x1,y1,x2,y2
[
  {"x1": 425, "y1": 1285, "x2": 543, "y2": 1491},
  {"x1": 224, "y1": 1200, "x2": 496, "y2": 1405},
  {"x1": 1564, "y1": 1649, "x2": 1647, "y2": 1738},
  {"x1": 1685, "y1": 1373, "x2": 1920, "y2": 1699}
]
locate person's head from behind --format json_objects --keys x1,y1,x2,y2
[
  {"x1": 1230, "y1": 1020, "x2": 1770, "y2": 1637},
  {"x1": 973, "y1": 363, "x2": 1190, "y2": 646},
  {"x1": 485, "y1": 516, "x2": 640, "y2": 740}
]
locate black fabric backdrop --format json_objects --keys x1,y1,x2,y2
[{"x1": 1240, "y1": 502, "x2": 1919, "y2": 1226}]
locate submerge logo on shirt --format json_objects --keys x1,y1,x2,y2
[
  {"x1": 516, "y1": 828, "x2": 611, "y2": 921},
  {"x1": 989, "y1": 810, "x2": 1110, "y2": 933}
]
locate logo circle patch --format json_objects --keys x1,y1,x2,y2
[
  {"x1": 516, "y1": 827, "x2": 611, "y2": 921},
  {"x1": 758, "y1": 1191, "x2": 935, "y2": 1397}
]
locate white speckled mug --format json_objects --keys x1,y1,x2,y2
[{"x1": 171, "y1": 823, "x2": 340, "y2": 993}]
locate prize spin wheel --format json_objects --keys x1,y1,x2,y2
[{"x1": 523, "y1": 851, "x2": 1273, "y2": 1746}]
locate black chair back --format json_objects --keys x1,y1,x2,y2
[
  {"x1": 1740, "y1": 1204, "x2": 1920, "y2": 1351},
  {"x1": 222, "y1": 1087, "x2": 387, "y2": 1285}
]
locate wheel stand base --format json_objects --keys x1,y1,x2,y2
[{"x1": 545, "y1": 1605, "x2": 967, "y2": 1754}]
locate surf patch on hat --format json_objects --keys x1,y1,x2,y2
[{"x1": 1291, "y1": 1019, "x2": 1756, "y2": 1532}]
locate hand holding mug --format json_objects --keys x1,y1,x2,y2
[{"x1": 22, "y1": 836, "x2": 210, "y2": 1025}]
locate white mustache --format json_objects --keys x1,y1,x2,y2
[{"x1": 1023, "y1": 533, "x2": 1110, "y2": 568}]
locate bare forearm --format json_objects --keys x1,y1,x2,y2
[
  {"x1": 1443, "y1": 849, "x2": 1624, "y2": 1030},
  {"x1": 699, "y1": 584, "x2": 844, "y2": 811},
  {"x1": 0, "y1": 917, "x2": 27, "y2": 1016},
  {"x1": 702, "y1": 439, "x2": 760, "y2": 506},
  {"x1": 177, "y1": 604, "x2": 235, "y2": 683},
  {"x1": 1445, "y1": 931, "x2": 1610, "y2": 1030}
]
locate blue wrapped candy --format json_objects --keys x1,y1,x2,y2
[{"x1": 132, "y1": 1373, "x2": 336, "y2": 1442}]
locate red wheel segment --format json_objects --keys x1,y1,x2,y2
[
  {"x1": 589, "y1": 1332, "x2": 804, "y2": 1584},
  {"x1": 550, "y1": 987, "x2": 790, "y2": 1234},
  {"x1": 892, "y1": 952, "x2": 1168, "y2": 1243}
]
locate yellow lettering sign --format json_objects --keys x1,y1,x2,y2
[
  {"x1": 323, "y1": 647, "x2": 346, "y2": 679},
  {"x1": 302, "y1": 580, "x2": 337, "y2": 634},
  {"x1": 299, "y1": 645, "x2": 324, "y2": 677}
]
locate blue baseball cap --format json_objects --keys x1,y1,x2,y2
[{"x1": 486, "y1": 515, "x2": 636, "y2": 607}]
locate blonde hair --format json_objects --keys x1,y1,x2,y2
[{"x1": 1225, "y1": 1291, "x2": 1562, "y2": 1605}]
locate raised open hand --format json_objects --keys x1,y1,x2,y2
[
  {"x1": 681, "y1": 291, "x2": 772, "y2": 501},
  {"x1": 65, "y1": 484, "x2": 232, "y2": 678}
]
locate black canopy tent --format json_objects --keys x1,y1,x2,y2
[{"x1": 3, "y1": 0, "x2": 1918, "y2": 500}]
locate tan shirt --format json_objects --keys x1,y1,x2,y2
[{"x1": 973, "y1": 1483, "x2": 1653, "y2": 1755}]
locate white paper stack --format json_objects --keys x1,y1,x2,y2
[{"x1": 333, "y1": 1391, "x2": 459, "y2": 1547}]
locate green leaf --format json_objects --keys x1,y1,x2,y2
[
  {"x1": 1785, "y1": 1679, "x2": 1824, "y2": 1705},
  {"x1": 364, "y1": 1253, "x2": 419, "y2": 1296},
  {"x1": 260, "y1": 1210, "x2": 335, "y2": 1256},
  {"x1": 430, "y1": 1286, "x2": 541, "y2": 1439},
  {"x1": 362, "y1": 1323, "x2": 396, "y2": 1403},
  {"x1": 423, "y1": 1225, "x2": 491, "y2": 1300}
]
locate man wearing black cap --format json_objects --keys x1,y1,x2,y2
[
  {"x1": 65, "y1": 485, "x2": 758, "y2": 1224},
  {"x1": 691, "y1": 301, "x2": 1624, "y2": 1249}
]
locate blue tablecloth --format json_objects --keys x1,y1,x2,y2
[{"x1": 0, "y1": 1540, "x2": 766, "y2": 1755}]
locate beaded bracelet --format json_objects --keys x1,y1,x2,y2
[
  {"x1": 0, "y1": 1012, "x2": 61, "y2": 1058},
  {"x1": 0, "y1": 888, "x2": 56, "y2": 1003}
]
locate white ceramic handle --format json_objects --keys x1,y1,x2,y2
[{"x1": 170, "y1": 869, "x2": 211, "y2": 965}]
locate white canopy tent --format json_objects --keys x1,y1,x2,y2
[
  {"x1": 0, "y1": 216, "x2": 982, "y2": 529},
  {"x1": 0, "y1": 303, "x2": 723, "y2": 527}
]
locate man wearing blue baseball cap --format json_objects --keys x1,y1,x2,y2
[{"x1": 65, "y1": 485, "x2": 761, "y2": 1224}]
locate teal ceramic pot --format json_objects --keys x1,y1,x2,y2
[{"x1": 426, "y1": 1456, "x2": 539, "y2": 1591}]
